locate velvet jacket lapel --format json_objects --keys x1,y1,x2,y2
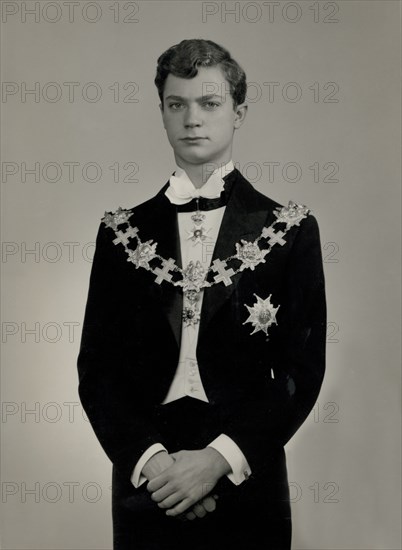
[
  {"x1": 144, "y1": 186, "x2": 183, "y2": 349},
  {"x1": 146, "y1": 169, "x2": 276, "y2": 351},
  {"x1": 198, "y1": 169, "x2": 275, "y2": 344}
]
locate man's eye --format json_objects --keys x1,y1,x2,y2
[
  {"x1": 168, "y1": 103, "x2": 183, "y2": 110},
  {"x1": 204, "y1": 102, "x2": 220, "y2": 109}
]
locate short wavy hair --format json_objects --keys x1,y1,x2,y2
[{"x1": 155, "y1": 39, "x2": 247, "y2": 109}]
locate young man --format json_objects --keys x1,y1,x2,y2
[{"x1": 77, "y1": 39, "x2": 326, "y2": 550}]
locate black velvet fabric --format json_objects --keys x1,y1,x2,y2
[{"x1": 77, "y1": 169, "x2": 326, "y2": 549}]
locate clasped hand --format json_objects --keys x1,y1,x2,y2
[{"x1": 146, "y1": 448, "x2": 230, "y2": 520}]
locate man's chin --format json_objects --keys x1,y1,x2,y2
[{"x1": 175, "y1": 150, "x2": 221, "y2": 166}]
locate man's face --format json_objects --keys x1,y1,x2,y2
[{"x1": 160, "y1": 66, "x2": 247, "y2": 168}]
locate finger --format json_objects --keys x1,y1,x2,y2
[
  {"x1": 192, "y1": 503, "x2": 207, "y2": 518},
  {"x1": 158, "y1": 491, "x2": 184, "y2": 509},
  {"x1": 185, "y1": 511, "x2": 197, "y2": 521},
  {"x1": 166, "y1": 497, "x2": 193, "y2": 517},
  {"x1": 201, "y1": 496, "x2": 216, "y2": 513},
  {"x1": 151, "y1": 483, "x2": 175, "y2": 503},
  {"x1": 147, "y1": 474, "x2": 168, "y2": 493}
]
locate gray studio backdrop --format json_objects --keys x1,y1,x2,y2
[{"x1": 1, "y1": 1, "x2": 401, "y2": 549}]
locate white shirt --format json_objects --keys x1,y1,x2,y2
[
  {"x1": 131, "y1": 161, "x2": 251, "y2": 488},
  {"x1": 161, "y1": 204, "x2": 225, "y2": 404}
]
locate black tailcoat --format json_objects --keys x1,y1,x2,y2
[{"x1": 77, "y1": 169, "x2": 326, "y2": 549}]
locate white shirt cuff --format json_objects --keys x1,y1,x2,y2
[
  {"x1": 208, "y1": 434, "x2": 252, "y2": 485},
  {"x1": 130, "y1": 443, "x2": 167, "y2": 488}
]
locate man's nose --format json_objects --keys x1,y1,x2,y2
[{"x1": 184, "y1": 105, "x2": 202, "y2": 128}]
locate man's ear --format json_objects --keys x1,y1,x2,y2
[{"x1": 234, "y1": 103, "x2": 248, "y2": 129}]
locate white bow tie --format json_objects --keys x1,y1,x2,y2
[{"x1": 165, "y1": 161, "x2": 234, "y2": 205}]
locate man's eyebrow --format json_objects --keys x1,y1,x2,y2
[{"x1": 164, "y1": 94, "x2": 225, "y2": 102}]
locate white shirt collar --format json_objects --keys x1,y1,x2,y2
[{"x1": 165, "y1": 160, "x2": 235, "y2": 205}]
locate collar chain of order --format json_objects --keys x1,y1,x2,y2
[{"x1": 101, "y1": 201, "x2": 310, "y2": 298}]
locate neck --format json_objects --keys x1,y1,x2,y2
[{"x1": 174, "y1": 156, "x2": 232, "y2": 188}]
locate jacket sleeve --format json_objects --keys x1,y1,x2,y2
[
  {"x1": 77, "y1": 221, "x2": 168, "y2": 479},
  {"x1": 219, "y1": 214, "x2": 327, "y2": 473}
]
